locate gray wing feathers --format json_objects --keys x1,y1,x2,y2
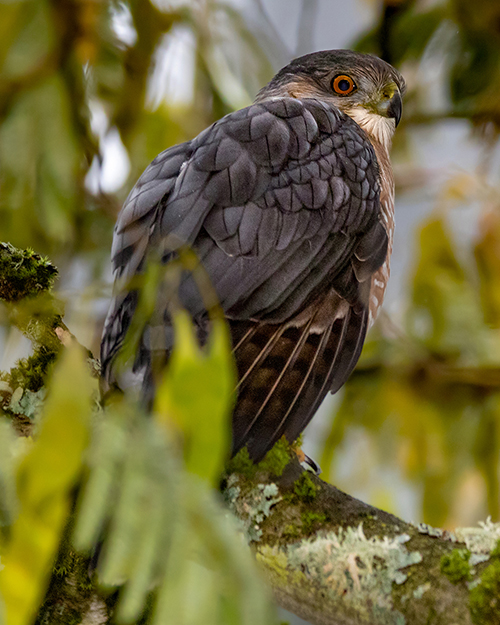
[
  {"x1": 101, "y1": 142, "x2": 193, "y2": 378},
  {"x1": 101, "y1": 97, "x2": 385, "y2": 443}
]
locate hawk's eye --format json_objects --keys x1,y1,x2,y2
[{"x1": 332, "y1": 75, "x2": 356, "y2": 96}]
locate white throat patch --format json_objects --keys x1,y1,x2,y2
[{"x1": 346, "y1": 107, "x2": 396, "y2": 151}]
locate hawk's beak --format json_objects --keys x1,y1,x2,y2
[
  {"x1": 376, "y1": 89, "x2": 402, "y2": 127},
  {"x1": 385, "y1": 91, "x2": 402, "y2": 127}
]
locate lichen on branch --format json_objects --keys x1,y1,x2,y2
[{"x1": 224, "y1": 453, "x2": 500, "y2": 625}]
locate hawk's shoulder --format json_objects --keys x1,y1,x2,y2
[{"x1": 162, "y1": 97, "x2": 381, "y2": 260}]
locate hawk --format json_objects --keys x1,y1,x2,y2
[{"x1": 101, "y1": 50, "x2": 405, "y2": 462}]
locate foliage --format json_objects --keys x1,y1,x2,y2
[
  {"x1": 0, "y1": 346, "x2": 94, "y2": 625},
  {"x1": 73, "y1": 408, "x2": 274, "y2": 625},
  {"x1": 0, "y1": 306, "x2": 274, "y2": 625},
  {"x1": 71, "y1": 295, "x2": 273, "y2": 624},
  {"x1": 0, "y1": 0, "x2": 280, "y2": 259},
  {"x1": 155, "y1": 310, "x2": 236, "y2": 486}
]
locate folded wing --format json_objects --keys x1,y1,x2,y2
[{"x1": 101, "y1": 97, "x2": 387, "y2": 460}]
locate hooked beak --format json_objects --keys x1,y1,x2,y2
[{"x1": 378, "y1": 90, "x2": 403, "y2": 127}]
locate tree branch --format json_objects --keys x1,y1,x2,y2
[{"x1": 224, "y1": 456, "x2": 500, "y2": 625}]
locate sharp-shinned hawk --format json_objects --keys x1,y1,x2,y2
[{"x1": 101, "y1": 50, "x2": 405, "y2": 462}]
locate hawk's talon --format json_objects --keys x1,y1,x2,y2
[
  {"x1": 301, "y1": 454, "x2": 322, "y2": 476},
  {"x1": 294, "y1": 447, "x2": 322, "y2": 475}
]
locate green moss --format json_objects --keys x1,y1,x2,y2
[
  {"x1": 257, "y1": 437, "x2": 292, "y2": 477},
  {"x1": 8, "y1": 345, "x2": 57, "y2": 392},
  {"x1": 52, "y1": 538, "x2": 94, "y2": 592},
  {"x1": 226, "y1": 437, "x2": 293, "y2": 478},
  {"x1": 0, "y1": 243, "x2": 57, "y2": 302},
  {"x1": 293, "y1": 472, "x2": 319, "y2": 503},
  {"x1": 35, "y1": 541, "x2": 98, "y2": 625},
  {"x1": 282, "y1": 524, "x2": 300, "y2": 540},
  {"x1": 470, "y1": 560, "x2": 500, "y2": 624},
  {"x1": 440, "y1": 549, "x2": 472, "y2": 584},
  {"x1": 226, "y1": 447, "x2": 257, "y2": 479},
  {"x1": 301, "y1": 511, "x2": 327, "y2": 533},
  {"x1": 490, "y1": 539, "x2": 500, "y2": 559}
]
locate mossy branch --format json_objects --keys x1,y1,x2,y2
[
  {"x1": 29, "y1": 451, "x2": 500, "y2": 625},
  {"x1": 0, "y1": 242, "x2": 66, "y2": 351},
  {"x1": 224, "y1": 451, "x2": 500, "y2": 625},
  {"x1": 0, "y1": 242, "x2": 98, "y2": 432}
]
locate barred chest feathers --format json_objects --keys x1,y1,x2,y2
[{"x1": 367, "y1": 136, "x2": 395, "y2": 326}]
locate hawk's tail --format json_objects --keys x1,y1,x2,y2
[{"x1": 230, "y1": 303, "x2": 368, "y2": 461}]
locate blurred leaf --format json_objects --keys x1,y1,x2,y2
[
  {"x1": 74, "y1": 405, "x2": 274, "y2": 625},
  {"x1": 454, "y1": 0, "x2": 500, "y2": 35},
  {"x1": 0, "y1": 345, "x2": 93, "y2": 625},
  {"x1": 155, "y1": 310, "x2": 236, "y2": 486},
  {"x1": 472, "y1": 394, "x2": 500, "y2": 520},
  {"x1": 73, "y1": 408, "x2": 129, "y2": 551},
  {"x1": 449, "y1": 30, "x2": 500, "y2": 108},
  {"x1": 354, "y1": 2, "x2": 447, "y2": 63},
  {"x1": 0, "y1": 0, "x2": 53, "y2": 81},
  {"x1": 321, "y1": 363, "x2": 488, "y2": 526},
  {"x1": 393, "y1": 7, "x2": 448, "y2": 61},
  {"x1": 475, "y1": 209, "x2": 500, "y2": 328},
  {"x1": 407, "y1": 216, "x2": 494, "y2": 364},
  {"x1": 0, "y1": 420, "x2": 18, "y2": 530},
  {"x1": 111, "y1": 259, "x2": 164, "y2": 374},
  {"x1": 0, "y1": 75, "x2": 82, "y2": 248},
  {"x1": 390, "y1": 6, "x2": 449, "y2": 63}
]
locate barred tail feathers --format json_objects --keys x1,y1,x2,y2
[{"x1": 230, "y1": 301, "x2": 368, "y2": 461}]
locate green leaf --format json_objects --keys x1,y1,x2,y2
[
  {"x1": 408, "y1": 216, "x2": 495, "y2": 364},
  {"x1": 72, "y1": 408, "x2": 131, "y2": 551},
  {"x1": 0, "y1": 346, "x2": 93, "y2": 625},
  {"x1": 0, "y1": 420, "x2": 18, "y2": 530},
  {"x1": 475, "y1": 210, "x2": 500, "y2": 328},
  {"x1": 0, "y1": 75, "x2": 82, "y2": 248},
  {"x1": 0, "y1": 0, "x2": 53, "y2": 81},
  {"x1": 390, "y1": 6, "x2": 449, "y2": 62},
  {"x1": 155, "y1": 310, "x2": 236, "y2": 486}
]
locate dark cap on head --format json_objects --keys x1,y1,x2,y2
[{"x1": 259, "y1": 49, "x2": 406, "y2": 99}]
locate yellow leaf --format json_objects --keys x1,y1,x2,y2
[
  {"x1": 0, "y1": 346, "x2": 94, "y2": 625},
  {"x1": 154, "y1": 311, "x2": 236, "y2": 486}
]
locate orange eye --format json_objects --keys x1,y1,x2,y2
[{"x1": 332, "y1": 75, "x2": 356, "y2": 95}]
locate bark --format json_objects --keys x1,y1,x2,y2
[{"x1": 225, "y1": 459, "x2": 500, "y2": 625}]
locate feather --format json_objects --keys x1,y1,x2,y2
[{"x1": 101, "y1": 86, "x2": 396, "y2": 460}]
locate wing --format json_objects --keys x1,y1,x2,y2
[
  {"x1": 101, "y1": 97, "x2": 388, "y2": 459},
  {"x1": 100, "y1": 141, "x2": 194, "y2": 377}
]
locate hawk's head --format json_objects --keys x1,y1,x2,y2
[{"x1": 256, "y1": 50, "x2": 406, "y2": 149}]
